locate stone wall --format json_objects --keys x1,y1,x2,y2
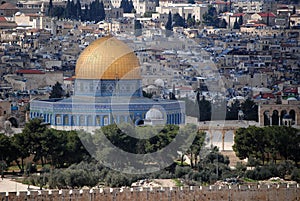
[{"x1": 0, "y1": 184, "x2": 299, "y2": 201}]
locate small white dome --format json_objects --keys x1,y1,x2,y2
[
  {"x1": 154, "y1": 79, "x2": 164, "y2": 87},
  {"x1": 145, "y1": 108, "x2": 164, "y2": 120}
]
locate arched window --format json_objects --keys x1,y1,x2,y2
[
  {"x1": 271, "y1": 110, "x2": 279, "y2": 125},
  {"x1": 280, "y1": 110, "x2": 287, "y2": 125},
  {"x1": 55, "y1": 114, "x2": 61, "y2": 125},
  {"x1": 87, "y1": 115, "x2": 93, "y2": 126},
  {"x1": 96, "y1": 116, "x2": 101, "y2": 126},
  {"x1": 263, "y1": 111, "x2": 270, "y2": 126},
  {"x1": 64, "y1": 115, "x2": 69, "y2": 125},
  {"x1": 103, "y1": 115, "x2": 109, "y2": 126},
  {"x1": 289, "y1": 110, "x2": 296, "y2": 125},
  {"x1": 71, "y1": 115, "x2": 76, "y2": 126},
  {"x1": 79, "y1": 115, "x2": 85, "y2": 126}
]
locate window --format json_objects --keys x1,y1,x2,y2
[
  {"x1": 104, "y1": 116, "x2": 109, "y2": 126},
  {"x1": 71, "y1": 115, "x2": 76, "y2": 125},
  {"x1": 64, "y1": 115, "x2": 69, "y2": 125},
  {"x1": 79, "y1": 116, "x2": 85, "y2": 126},
  {"x1": 96, "y1": 116, "x2": 101, "y2": 125},
  {"x1": 56, "y1": 115, "x2": 61, "y2": 124},
  {"x1": 87, "y1": 116, "x2": 93, "y2": 126}
]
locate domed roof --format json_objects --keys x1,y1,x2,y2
[
  {"x1": 145, "y1": 108, "x2": 164, "y2": 120},
  {"x1": 75, "y1": 36, "x2": 141, "y2": 80},
  {"x1": 154, "y1": 79, "x2": 164, "y2": 87}
]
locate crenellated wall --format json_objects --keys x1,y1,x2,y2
[{"x1": 0, "y1": 184, "x2": 299, "y2": 201}]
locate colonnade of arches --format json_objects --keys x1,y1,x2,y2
[
  {"x1": 263, "y1": 109, "x2": 297, "y2": 126},
  {"x1": 30, "y1": 112, "x2": 184, "y2": 126}
]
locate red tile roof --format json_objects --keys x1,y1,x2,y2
[
  {"x1": 259, "y1": 12, "x2": 276, "y2": 17},
  {"x1": 254, "y1": 93, "x2": 275, "y2": 99},
  {"x1": 253, "y1": 23, "x2": 267, "y2": 27},
  {"x1": 16, "y1": 69, "x2": 44, "y2": 74},
  {"x1": 0, "y1": 22, "x2": 17, "y2": 28},
  {"x1": 64, "y1": 77, "x2": 75, "y2": 81},
  {"x1": 283, "y1": 88, "x2": 298, "y2": 93},
  {"x1": 0, "y1": 3, "x2": 18, "y2": 10},
  {"x1": 0, "y1": 16, "x2": 7, "y2": 22},
  {"x1": 212, "y1": 1, "x2": 230, "y2": 5}
]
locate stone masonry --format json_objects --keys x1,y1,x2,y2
[{"x1": 0, "y1": 184, "x2": 299, "y2": 201}]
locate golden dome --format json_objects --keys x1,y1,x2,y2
[{"x1": 75, "y1": 36, "x2": 141, "y2": 80}]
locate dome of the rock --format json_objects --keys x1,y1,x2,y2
[{"x1": 75, "y1": 35, "x2": 141, "y2": 80}]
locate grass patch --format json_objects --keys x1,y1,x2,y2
[
  {"x1": 173, "y1": 178, "x2": 183, "y2": 187},
  {"x1": 242, "y1": 178, "x2": 257, "y2": 183},
  {"x1": 7, "y1": 166, "x2": 21, "y2": 172},
  {"x1": 174, "y1": 161, "x2": 189, "y2": 166}
]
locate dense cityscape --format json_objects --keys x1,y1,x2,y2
[{"x1": 0, "y1": 0, "x2": 299, "y2": 200}]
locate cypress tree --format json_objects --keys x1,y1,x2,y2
[
  {"x1": 165, "y1": 11, "x2": 173, "y2": 37},
  {"x1": 76, "y1": 0, "x2": 81, "y2": 20},
  {"x1": 99, "y1": 1, "x2": 105, "y2": 21},
  {"x1": 233, "y1": 18, "x2": 240, "y2": 29},
  {"x1": 134, "y1": 20, "x2": 142, "y2": 36},
  {"x1": 47, "y1": 0, "x2": 53, "y2": 17},
  {"x1": 238, "y1": 15, "x2": 243, "y2": 25}
]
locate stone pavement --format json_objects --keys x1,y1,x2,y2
[{"x1": 0, "y1": 177, "x2": 40, "y2": 192}]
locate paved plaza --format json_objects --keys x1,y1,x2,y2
[{"x1": 0, "y1": 177, "x2": 40, "y2": 192}]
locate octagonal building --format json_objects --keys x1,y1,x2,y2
[{"x1": 30, "y1": 36, "x2": 185, "y2": 132}]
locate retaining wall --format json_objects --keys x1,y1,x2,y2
[{"x1": 0, "y1": 184, "x2": 299, "y2": 201}]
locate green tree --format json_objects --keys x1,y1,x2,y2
[
  {"x1": 99, "y1": 1, "x2": 106, "y2": 21},
  {"x1": 120, "y1": 0, "x2": 133, "y2": 13},
  {"x1": 226, "y1": 100, "x2": 240, "y2": 120},
  {"x1": 233, "y1": 18, "x2": 240, "y2": 29},
  {"x1": 52, "y1": 6, "x2": 65, "y2": 19},
  {"x1": 47, "y1": 0, "x2": 53, "y2": 17},
  {"x1": 186, "y1": 13, "x2": 196, "y2": 27},
  {"x1": 233, "y1": 126, "x2": 270, "y2": 165},
  {"x1": 188, "y1": 130, "x2": 206, "y2": 168},
  {"x1": 238, "y1": 7, "x2": 243, "y2": 13},
  {"x1": 219, "y1": 19, "x2": 228, "y2": 28},
  {"x1": 76, "y1": 0, "x2": 81, "y2": 20},
  {"x1": 222, "y1": 3, "x2": 228, "y2": 13},
  {"x1": 0, "y1": 134, "x2": 15, "y2": 166},
  {"x1": 197, "y1": 146, "x2": 230, "y2": 183},
  {"x1": 12, "y1": 133, "x2": 31, "y2": 171},
  {"x1": 49, "y1": 81, "x2": 64, "y2": 99},
  {"x1": 173, "y1": 13, "x2": 185, "y2": 27},
  {"x1": 182, "y1": 98, "x2": 199, "y2": 118},
  {"x1": 293, "y1": 6, "x2": 296, "y2": 15},
  {"x1": 240, "y1": 99, "x2": 258, "y2": 121},
  {"x1": 197, "y1": 94, "x2": 211, "y2": 121},
  {"x1": 21, "y1": 118, "x2": 48, "y2": 166},
  {"x1": 134, "y1": 20, "x2": 142, "y2": 36},
  {"x1": 238, "y1": 15, "x2": 243, "y2": 25},
  {"x1": 203, "y1": 6, "x2": 220, "y2": 27},
  {"x1": 271, "y1": 126, "x2": 300, "y2": 164},
  {"x1": 64, "y1": 0, "x2": 71, "y2": 18},
  {"x1": 165, "y1": 11, "x2": 173, "y2": 37}
]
